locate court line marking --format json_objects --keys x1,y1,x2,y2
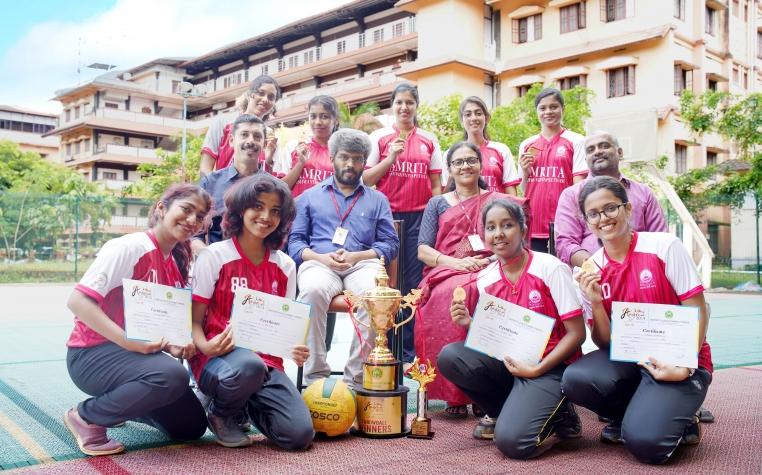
[{"x1": 0, "y1": 410, "x2": 54, "y2": 465}]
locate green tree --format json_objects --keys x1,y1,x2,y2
[
  {"x1": 124, "y1": 132, "x2": 203, "y2": 201},
  {"x1": 338, "y1": 102, "x2": 383, "y2": 134},
  {"x1": 417, "y1": 93, "x2": 464, "y2": 151},
  {"x1": 670, "y1": 90, "x2": 762, "y2": 212}
]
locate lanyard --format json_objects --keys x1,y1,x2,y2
[
  {"x1": 328, "y1": 187, "x2": 363, "y2": 227},
  {"x1": 454, "y1": 190, "x2": 481, "y2": 235}
]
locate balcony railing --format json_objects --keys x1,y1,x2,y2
[
  {"x1": 100, "y1": 179, "x2": 133, "y2": 190},
  {"x1": 106, "y1": 215, "x2": 149, "y2": 227},
  {"x1": 95, "y1": 144, "x2": 158, "y2": 159}
]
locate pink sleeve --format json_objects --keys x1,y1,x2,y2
[
  {"x1": 192, "y1": 248, "x2": 220, "y2": 303},
  {"x1": 546, "y1": 263, "x2": 583, "y2": 320},
  {"x1": 77, "y1": 239, "x2": 138, "y2": 301},
  {"x1": 664, "y1": 238, "x2": 704, "y2": 299}
]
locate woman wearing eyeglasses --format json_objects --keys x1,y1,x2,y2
[
  {"x1": 414, "y1": 142, "x2": 531, "y2": 419},
  {"x1": 200, "y1": 75, "x2": 282, "y2": 176},
  {"x1": 561, "y1": 176, "x2": 712, "y2": 464}
]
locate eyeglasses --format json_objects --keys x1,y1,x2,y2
[
  {"x1": 584, "y1": 203, "x2": 628, "y2": 224},
  {"x1": 451, "y1": 157, "x2": 480, "y2": 169},
  {"x1": 336, "y1": 154, "x2": 365, "y2": 165}
]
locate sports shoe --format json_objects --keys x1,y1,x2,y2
[
  {"x1": 473, "y1": 415, "x2": 497, "y2": 440},
  {"x1": 235, "y1": 410, "x2": 252, "y2": 433},
  {"x1": 600, "y1": 421, "x2": 622, "y2": 444},
  {"x1": 63, "y1": 408, "x2": 125, "y2": 456},
  {"x1": 697, "y1": 406, "x2": 715, "y2": 423},
  {"x1": 554, "y1": 402, "x2": 582, "y2": 439},
  {"x1": 207, "y1": 413, "x2": 252, "y2": 448},
  {"x1": 680, "y1": 415, "x2": 702, "y2": 445}
]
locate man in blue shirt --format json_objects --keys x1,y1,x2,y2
[
  {"x1": 192, "y1": 114, "x2": 268, "y2": 255},
  {"x1": 289, "y1": 128, "x2": 399, "y2": 388}
]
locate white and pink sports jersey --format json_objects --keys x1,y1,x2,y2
[
  {"x1": 442, "y1": 141, "x2": 520, "y2": 193},
  {"x1": 202, "y1": 113, "x2": 280, "y2": 172},
  {"x1": 472, "y1": 251, "x2": 583, "y2": 364},
  {"x1": 67, "y1": 231, "x2": 184, "y2": 348},
  {"x1": 189, "y1": 238, "x2": 296, "y2": 380},
  {"x1": 586, "y1": 232, "x2": 712, "y2": 371},
  {"x1": 518, "y1": 129, "x2": 587, "y2": 238},
  {"x1": 366, "y1": 125, "x2": 443, "y2": 212},
  {"x1": 278, "y1": 138, "x2": 333, "y2": 197}
]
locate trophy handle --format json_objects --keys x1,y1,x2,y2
[
  {"x1": 393, "y1": 304, "x2": 417, "y2": 331},
  {"x1": 394, "y1": 289, "x2": 422, "y2": 332},
  {"x1": 343, "y1": 291, "x2": 370, "y2": 330}
]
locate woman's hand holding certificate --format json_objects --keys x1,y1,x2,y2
[
  {"x1": 123, "y1": 279, "x2": 192, "y2": 347},
  {"x1": 464, "y1": 293, "x2": 556, "y2": 365},
  {"x1": 230, "y1": 288, "x2": 311, "y2": 360}
]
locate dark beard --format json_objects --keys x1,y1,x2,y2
[{"x1": 334, "y1": 168, "x2": 360, "y2": 186}]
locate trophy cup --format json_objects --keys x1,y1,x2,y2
[
  {"x1": 408, "y1": 358, "x2": 436, "y2": 439},
  {"x1": 344, "y1": 258, "x2": 421, "y2": 439}
]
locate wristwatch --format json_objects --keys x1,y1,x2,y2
[{"x1": 488, "y1": 255, "x2": 497, "y2": 263}]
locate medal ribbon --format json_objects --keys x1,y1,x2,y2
[
  {"x1": 328, "y1": 187, "x2": 363, "y2": 227},
  {"x1": 453, "y1": 190, "x2": 482, "y2": 236}
]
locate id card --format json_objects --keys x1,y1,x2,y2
[
  {"x1": 468, "y1": 234, "x2": 485, "y2": 251},
  {"x1": 332, "y1": 227, "x2": 348, "y2": 246}
]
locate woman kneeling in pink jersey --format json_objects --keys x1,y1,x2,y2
[
  {"x1": 64, "y1": 184, "x2": 213, "y2": 456},
  {"x1": 561, "y1": 176, "x2": 712, "y2": 464},
  {"x1": 189, "y1": 174, "x2": 314, "y2": 449}
]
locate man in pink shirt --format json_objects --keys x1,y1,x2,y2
[{"x1": 555, "y1": 130, "x2": 666, "y2": 267}]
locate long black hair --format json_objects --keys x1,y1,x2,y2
[
  {"x1": 481, "y1": 199, "x2": 528, "y2": 247},
  {"x1": 577, "y1": 176, "x2": 629, "y2": 217},
  {"x1": 236, "y1": 75, "x2": 282, "y2": 122},
  {"x1": 445, "y1": 141, "x2": 488, "y2": 192},
  {"x1": 307, "y1": 95, "x2": 340, "y2": 133},
  {"x1": 459, "y1": 96, "x2": 491, "y2": 141},
  {"x1": 391, "y1": 83, "x2": 419, "y2": 126}
]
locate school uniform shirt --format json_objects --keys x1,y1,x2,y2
[
  {"x1": 189, "y1": 238, "x2": 297, "y2": 381},
  {"x1": 67, "y1": 231, "x2": 184, "y2": 348},
  {"x1": 442, "y1": 141, "x2": 520, "y2": 193},
  {"x1": 586, "y1": 231, "x2": 713, "y2": 372},
  {"x1": 278, "y1": 138, "x2": 334, "y2": 198},
  {"x1": 201, "y1": 113, "x2": 280, "y2": 172},
  {"x1": 366, "y1": 125, "x2": 443, "y2": 213},
  {"x1": 473, "y1": 251, "x2": 584, "y2": 365},
  {"x1": 518, "y1": 129, "x2": 587, "y2": 239}
]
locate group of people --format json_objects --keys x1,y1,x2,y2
[{"x1": 62, "y1": 76, "x2": 713, "y2": 465}]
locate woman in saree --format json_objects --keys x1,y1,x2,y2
[{"x1": 415, "y1": 141, "x2": 532, "y2": 417}]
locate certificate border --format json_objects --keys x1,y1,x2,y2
[
  {"x1": 464, "y1": 295, "x2": 556, "y2": 364},
  {"x1": 609, "y1": 301, "x2": 700, "y2": 367},
  {"x1": 122, "y1": 278, "x2": 193, "y2": 345}
]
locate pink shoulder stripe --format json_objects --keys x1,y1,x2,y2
[
  {"x1": 678, "y1": 285, "x2": 704, "y2": 301},
  {"x1": 428, "y1": 169, "x2": 442, "y2": 175},
  {"x1": 572, "y1": 170, "x2": 589, "y2": 177},
  {"x1": 75, "y1": 284, "x2": 105, "y2": 304},
  {"x1": 559, "y1": 308, "x2": 583, "y2": 321},
  {"x1": 504, "y1": 179, "x2": 522, "y2": 186},
  {"x1": 192, "y1": 294, "x2": 211, "y2": 305},
  {"x1": 202, "y1": 147, "x2": 218, "y2": 160}
]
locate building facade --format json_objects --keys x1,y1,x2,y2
[{"x1": 0, "y1": 105, "x2": 58, "y2": 161}]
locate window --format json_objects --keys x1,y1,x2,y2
[
  {"x1": 304, "y1": 50, "x2": 314, "y2": 65},
  {"x1": 601, "y1": 0, "x2": 630, "y2": 22},
  {"x1": 561, "y1": 2, "x2": 586, "y2": 33},
  {"x1": 262, "y1": 64, "x2": 269, "y2": 76},
  {"x1": 707, "y1": 151, "x2": 717, "y2": 179},
  {"x1": 140, "y1": 139, "x2": 153, "y2": 149},
  {"x1": 674, "y1": 0, "x2": 685, "y2": 20},
  {"x1": 513, "y1": 14, "x2": 542, "y2": 43},
  {"x1": 139, "y1": 207, "x2": 149, "y2": 217},
  {"x1": 337, "y1": 40, "x2": 346, "y2": 54},
  {"x1": 393, "y1": 22, "x2": 404, "y2": 38},
  {"x1": 607, "y1": 66, "x2": 636, "y2": 97},
  {"x1": 758, "y1": 32, "x2": 762, "y2": 59},
  {"x1": 733, "y1": 68, "x2": 739, "y2": 84},
  {"x1": 743, "y1": 71, "x2": 748, "y2": 89},
  {"x1": 287, "y1": 56, "x2": 298, "y2": 70},
  {"x1": 84, "y1": 139, "x2": 90, "y2": 152},
  {"x1": 744, "y1": 3, "x2": 748, "y2": 21},
  {"x1": 105, "y1": 102, "x2": 118, "y2": 109},
  {"x1": 103, "y1": 172, "x2": 117, "y2": 180},
  {"x1": 172, "y1": 80, "x2": 180, "y2": 94},
  {"x1": 675, "y1": 145, "x2": 687, "y2": 174},
  {"x1": 74, "y1": 107, "x2": 80, "y2": 120},
  {"x1": 223, "y1": 73, "x2": 242, "y2": 88},
  {"x1": 708, "y1": 79, "x2": 718, "y2": 91},
  {"x1": 705, "y1": 7, "x2": 715, "y2": 36},
  {"x1": 65, "y1": 110, "x2": 71, "y2": 122},
  {"x1": 75, "y1": 142, "x2": 80, "y2": 155},
  {"x1": 674, "y1": 65, "x2": 692, "y2": 95},
  {"x1": 278, "y1": 59, "x2": 284, "y2": 72},
  {"x1": 373, "y1": 29, "x2": 384, "y2": 44},
  {"x1": 517, "y1": 85, "x2": 531, "y2": 97},
  {"x1": 66, "y1": 144, "x2": 71, "y2": 156},
  {"x1": 558, "y1": 75, "x2": 587, "y2": 90},
  {"x1": 732, "y1": 0, "x2": 739, "y2": 17}
]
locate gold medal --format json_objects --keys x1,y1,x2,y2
[
  {"x1": 453, "y1": 286, "x2": 466, "y2": 300},
  {"x1": 581, "y1": 260, "x2": 596, "y2": 274},
  {"x1": 298, "y1": 133, "x2": 307, "y2": 143},
  {"x1": 528, "y1": 146, "x2": 538, "y2": 157},
  {"x1": 398, "y1": 130, "x2": 408, "y2": 140},
  {"x1": 267, "y1": 130, "x2": 275, "y2": 138}
]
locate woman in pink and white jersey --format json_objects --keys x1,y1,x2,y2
[
  {"x1": 364, "y1": 83, "x2": 443, "y2": 370},
  {"x1": 442, "y1": 96, "x2": 519, "y2": 195},
  {"x1": 561, "y1": 176, "x2": 712, "y2": 464},
  {"x1": 278, "y1": 95, "x2": 339, "y2": 198},
  {"x1": 63, "y1": 184, "x2": 213, "y2": 456},
  {"x1": 517, "y1": 88, "x2": 588, "y2": 253}
]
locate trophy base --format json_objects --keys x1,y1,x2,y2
[
  {"x1": 351, "y1": 386, "x2": 410, "y2": 439},
  {"x1": 362, "y1": 361, "x2": 400, "y2": 391},
  {"x1": 408, "y1": 418, "x2": 435, "y2": 439}
]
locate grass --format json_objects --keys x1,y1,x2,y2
[
  {"x1": 0, "y1": 260, "x2": 94, "y2": 283},
  {"x1": 711, "y1": 270, "x2": 761, "y2": 290}
]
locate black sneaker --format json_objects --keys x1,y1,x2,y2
[
  {"x1": 697, "y1": 406, "x2": 715, "y2": 423},
  {"x1": 598, "y1": 415, "x2": 612, "y2": 423},
  {"x1": 680, "y1": 415, "x2": 702, "y2": 445},
  {"x1": 555, "y1": 402, "x2": 582, "y2": 439},
  {"x1": 234, "y1": 410, "x2": 252, "y2": 433},
  {"x1": 472, "y1": 415, "x2": 497, "y2": 440},
  {"x1": 600, "y1": 421, "x2": 622, "y2": 444},
  {"x1": 207, "y1": 413, "x2": 251, "y2": 448}
]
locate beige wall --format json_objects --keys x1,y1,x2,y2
[
  {"x1": 417, "y1": 0, "x2": 484, "y2": 61},
  {"x1": 416, "y1": 64, "x2": 485, "y2": 103}
]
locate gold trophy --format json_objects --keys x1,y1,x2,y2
[
  {"x1": 408, "y1": 358, "x2": 436, "y2": 439},
  {"x1": 344, "y1": 257, "x2": 421, "y2": 438}
]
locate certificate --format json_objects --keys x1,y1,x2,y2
[
  {"x1": 465, "y1": 293, "x2": 556, "y2": 364},
  {"x1": 230, "y1": 288, "x2": 311, "y2": 360},
  {"x1": 123, "y1": 279, "x2": 192, "y2": 346},
  {"x1": 610, "y1": 301, "x2": 699, "y2": 368}
]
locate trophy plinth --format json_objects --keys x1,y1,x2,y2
[
  {"x1": 344, "y1": 258, "x2": 421, "y2": 439},
  {"x1": 408, "y1": 358, "x2": 436, "y2": 439}
]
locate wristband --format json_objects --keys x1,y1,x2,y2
[{"x1": 488, "y1": 255, "x2": 497, "y2": 263}]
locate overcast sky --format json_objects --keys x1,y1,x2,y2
[{"x1": 0, "y1": 0, "x2": 354, "y2": 114}]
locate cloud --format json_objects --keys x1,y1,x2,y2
[{"x1": 0, "y1": 0, "x2": 354, "y2": 113}]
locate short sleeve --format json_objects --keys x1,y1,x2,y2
[
  {"x1": 77, "y1": 239, "x2": 139, "y2": 303},
  {"x1": 664, "y1": 237, "x2": 704, "y2": 300},
  {"x1": 545, "y1": 263, "x2": 583, "y2": 320},
  {"x1": 499, "y1": 145, "x2": 519, "y2": 186},
  {"x1": 418, "y1": 196, "x2": 448, "y2": 247},
  {"x1": 429, "y1": 139, "x2": 443, "y2": 173},
  {"x1": 571, "y1": 133, "x2": 588, "y2": 177},
  {"x1": 366, "y1": 129, "x2": 383, "y2": 167},
  {"x1": 283, "y1": 255, "x2": 297, "y2": 300},
  {"x1": 191, "y1": 247, "x2": 222, "y2": 304},
  {"x1": 271, "y1": 137, "x2": 283, "y2": 174},
  {"x1": 202, "y1": 117, "x2": 226, "y2": 159},
  {"x1": 278, "y1": 140, "x2": 298, "y2": 174}
]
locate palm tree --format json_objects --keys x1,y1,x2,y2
[{"x1": 338, "y1": 102, "x2": 383, "y2": 134}]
